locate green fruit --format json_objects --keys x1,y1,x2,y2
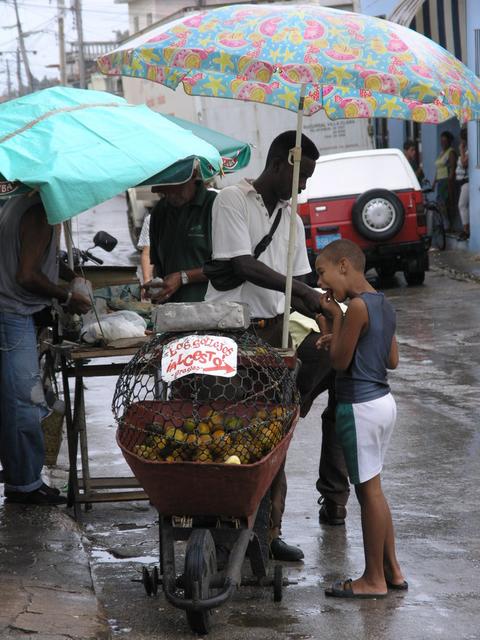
[{"x1": 183, "y1": 418, "x2": 196, "y2": 433}]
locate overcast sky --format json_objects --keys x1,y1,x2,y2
[{"x1": 0, "y1": 0, "x2": 129, "y2": 95}]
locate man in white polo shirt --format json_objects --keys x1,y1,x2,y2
[{"x1": 205, "y1": 131, "x2": 324, "y2": 562}]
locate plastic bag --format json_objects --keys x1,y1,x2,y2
[
  {"x1": 70, "y1": 277, "x2": 93, "y2": 299},
  {"x1": 81, "y1": 310, "x2": 147, "y2": 344}
]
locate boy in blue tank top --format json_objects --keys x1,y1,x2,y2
[{"x1": 315, "y1": 239, "x2": 406, "y2": 599}]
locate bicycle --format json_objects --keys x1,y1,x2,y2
[{"x1": 422, "y1": 186, "x2": 446, "y2": 251}]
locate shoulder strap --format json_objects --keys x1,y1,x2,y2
[{"x1": 253, "y1": 208, "x2": 282, "y2": 259}]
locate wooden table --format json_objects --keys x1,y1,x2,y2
[{"x1": 48, "y1": 340, "x2": 149, "y2": 519}]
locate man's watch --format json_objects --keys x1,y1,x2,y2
[{"x1": 180, "y1": 270, "x2": 189, "y2": 286}]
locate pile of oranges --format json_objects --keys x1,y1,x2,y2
[{"x1": 132, "y1": 406, "x2": 287, "y2": 464}]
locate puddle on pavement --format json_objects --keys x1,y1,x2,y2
[
  {"x1": 92, "y1": 527, "x2": 150, "y2": 538},
  {"x1": 115, "y1": 522, "x2": 152, "y2": 531},
  {"x1": 91, "y1": 546, "x2": 158, "y2": 565},
  {"x1": 228, "y1": 611, "x2": 300, "y2": 629}
]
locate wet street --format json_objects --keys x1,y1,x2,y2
[{"x1": 44, "y1": 197, "x2": 480, "y2": 638}]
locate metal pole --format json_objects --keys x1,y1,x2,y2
[
  {"x1": 57, "y1": 0, "x2": 67, "y2": 85},
  {"x1": 63, "y1": 220, "x2": 74, "y2": 270},
  {"x1": 6, "y1": 58, "x2": 12, "y2": 97},
  {"x1": 13, "y1": 0, "x2": 34, "y2": 92},
  {"x1": 281, "y1": 83, "x2": 306, "y2": 349},
  {"x1": 16, "y1": 48, "x2": 23, "y2": 95},
  {"x1": 73, "y1": 0, "x2": 86, "y2": 88}
]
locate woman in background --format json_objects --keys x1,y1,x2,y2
[
  {"x1": 456, "y1": 129, "x2": 469, "y2": 241},
  {"x1": 433, "y1": 131, "x2": 457, "y2": 232}
]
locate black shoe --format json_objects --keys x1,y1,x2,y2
[
  {"x1": 5, "y1": 485, "x2": 67, "y2": 505},
  {"x1": 40, "y1": 482, "x2": 61, "y2": 496},
  {"x1": 318, "y1": 498, "x2": 346, "y2": 526},
  {"x1": 270, "y1": 537, "x2": 304, "y2": 562}
]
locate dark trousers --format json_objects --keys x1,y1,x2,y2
[
  {"x1": 250, "y1": 319, "x2": 289, "y2": 539},
  {"x1": 296, "y1": 332, "x2": 350, "y2": 507},
  {"x1": 251, "y1": 323, "x2": 349, "y2": 538}
]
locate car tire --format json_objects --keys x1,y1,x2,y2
[
  {"x1": 404, "y1": 270, "x2": 425, "y2": 286},
  {"x1": 352, "y1": 189, "x2": 405, "y2": 242}
]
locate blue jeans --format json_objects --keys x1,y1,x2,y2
[{"x1": 0, "y1": 311, "x2": 48, "y2": 492}]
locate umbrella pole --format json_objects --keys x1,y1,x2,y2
[
  {"x1": 281, "y1": 83, "x2": 306, "y2": 349},
  {"x1": 63, "y1": 220, "x2": 75, "y2": 270}
]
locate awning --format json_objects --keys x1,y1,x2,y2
[{"x1": 389, "y1": 0, "x2": 467, "y2": 64}]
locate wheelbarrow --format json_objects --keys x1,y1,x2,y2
[
  {"x1": 113, "y1": 325, "x2": 300, "y2": 634},
  {"x1": 117, "y1": 404, "x2": 300, "y2": 634}
]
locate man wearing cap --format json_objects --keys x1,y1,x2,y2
[{"x1": 145, "y1": 170, "x2": 216, "y2": 303}]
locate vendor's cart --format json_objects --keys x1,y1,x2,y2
[{"x1": 113, "y1": 308, "x2": 300, "y2": 634}]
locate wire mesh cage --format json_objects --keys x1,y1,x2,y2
[{"x1": 113, "y1": 330, "x2": 299, "y2": 465}]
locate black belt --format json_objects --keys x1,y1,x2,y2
[
  {"x1": 457, "y1": 179, "x2": 469, "y2": 186},
  {"x1": 251, "y1": 314, "x2": 284, "y2": 329}
]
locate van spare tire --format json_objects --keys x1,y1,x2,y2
[{"x1": 352, "y1": 189, "x2": 405, "y2": 241}]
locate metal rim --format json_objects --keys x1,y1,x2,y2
[{"x1": 361, "y1": 198, "x2": 396, "y2": 233}]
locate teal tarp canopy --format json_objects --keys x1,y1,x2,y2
[
  {"x1": 0, "y1": 86, "x2": 223, "y2": 224},
  {"x1": 163, "y1": 115, "x2": 251, "y2": 173},
  {"x1": 138, "y1": 115, "x2": 251, "y2": 186}
]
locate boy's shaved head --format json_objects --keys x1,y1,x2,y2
[{"x1": 319, "y1": 239, "x2": 366, "y2": 272}]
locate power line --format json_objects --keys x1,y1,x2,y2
[
  {"x1": 0, "y1": 15, "x2": 59, "y2": 48},
  {"x1": 14, "y1": 1, "x2": 129, "y2": 17}
]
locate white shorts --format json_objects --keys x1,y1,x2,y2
[{"x1": 336, "y1": 393, "x2": 396, "y2": 485}]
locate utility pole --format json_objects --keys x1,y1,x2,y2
[
  {"x1": 13, "y1": 0, "x2": 34, "y2": 92},
  {"x1": 73, "y1": 0, "x2": 86, "y2": 88},
  {"x1": 6, "y1": 58, "x2": 12, "y2": 97},
  {"x1": 57, "y1": 0, "x2": 67, "y2": 85},
  {"x1": 16, "y1": 48, "x2": 23, "y2": 95}
]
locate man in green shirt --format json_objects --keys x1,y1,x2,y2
[{"x1": 147, "y1": 172, "x2": 216, "y2": 303}]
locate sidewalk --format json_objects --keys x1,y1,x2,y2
[
  {"x1": 0, "y1": 246, "x2": 477, "y2": 640},
  {"x1": 429, "y1": 246, "x2": 480, "y2": 283},
  {"x1": 0, "y1": 497, "x2": 110, "y2": 640}
]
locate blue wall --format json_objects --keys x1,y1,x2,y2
[{"x1": 358, "y1": 0, "x2": 397, "y2": 16}]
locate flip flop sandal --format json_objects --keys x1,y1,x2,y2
[
  {"x1": 325, "y1": 578, "x2": 387, "y2": 599},
  {"x1": 386, "y1": 579, "x2": 408, "y2": 591}
]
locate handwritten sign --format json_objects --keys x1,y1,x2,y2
[{"x1": 161, "y1": 334, "x2": 237, "y2": 382}]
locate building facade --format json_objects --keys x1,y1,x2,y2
[{"x1": 361, "y1": 0, "x2": 480, "y2": 251}]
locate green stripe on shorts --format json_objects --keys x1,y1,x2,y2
[{"x1": 336, "y1": 403, "x2": 360, "y2": 485}]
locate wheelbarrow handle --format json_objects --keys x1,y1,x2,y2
[
  {"x1": 163, "y1": 528, "x2": 253, "y2": 612},
  {"x1": 164, "y1": 578, "x2": 235, "y2": 611}
]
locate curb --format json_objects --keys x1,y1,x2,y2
[
  {"x1": 429, "y1": 251, "x2": 480, "y2": 285},
  {"x1": 0, "y1": 502, "x2": 111, "y2": 639}
]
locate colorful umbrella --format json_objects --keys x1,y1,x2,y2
[
  {"x1": 98, "y1": 3, "x2": 480, "y2": 345},
  {"x1": 0, "y1": 86, "x2": 223, "y2": 224},
  {"x1": 98, "y1": 4, "x2": 480, "y2": 125}
]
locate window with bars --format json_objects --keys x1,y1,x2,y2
[
  {"x1": 374, "y1": 118, "x2": 389, "y2": 149},
  {"x1": 404, "y1": 121, "x2": 422, "y2": 161}
]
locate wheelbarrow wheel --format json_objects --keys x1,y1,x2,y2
[
  {"x1": 273, "y1": 564, "x2": 283, "y2": 602},
  {"x1": 184, "y1": 529, "x2": 217, "y2": 635}
]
